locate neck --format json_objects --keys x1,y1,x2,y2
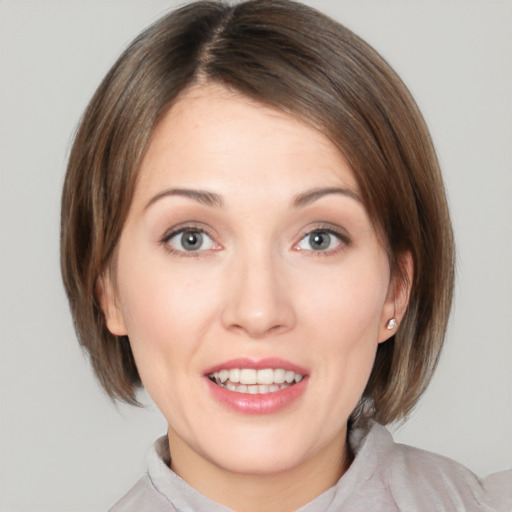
[{"x1": 167, "y1": 428, "x2": 353, "y2": 512}]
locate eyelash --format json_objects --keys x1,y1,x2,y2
[
  {"x1": 161, "y1": 225, "x2": 218, "y2": 258},
  {"x1": 160, "y1": 224, "x2": 351, "y2": 257},
  {"x1": 294, "y1": 226, "x2": 351, "y2": 256}
]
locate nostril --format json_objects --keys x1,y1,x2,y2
[{"x1": 220, "y1": 270, "x2": 296, "y2": 337}]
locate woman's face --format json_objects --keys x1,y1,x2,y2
[{"x1": 102, "y1": 85, "x2": 398, "y2": 482}]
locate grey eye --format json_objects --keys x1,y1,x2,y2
[
  {"x1": 168, "y1": 230, "x2": 215, "y2": 252},
  {"x1": 297, "y1": 230, "x2": 341, "y2": 252}
]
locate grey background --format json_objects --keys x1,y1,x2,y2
[{"x1": 1, "y1": 1, "x2": 511, "y2": 510}]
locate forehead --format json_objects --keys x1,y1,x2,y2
[{"x1": 133, "y1": 84, "x2": 359, "y2": 207}]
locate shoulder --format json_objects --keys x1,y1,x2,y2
[
  {"x1": 365, "y1": 423, "x2": 512, "y2": 512},
  {"x1": 108, "y1": 475, "x2": 176, "y2": 512}
]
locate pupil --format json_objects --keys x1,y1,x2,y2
[
  {"x1": 182, "y1": 231, "x2": 202, "y2": 250},
  {"x1": 311, "y1": 232, "x2": 330, "y2": 250}
]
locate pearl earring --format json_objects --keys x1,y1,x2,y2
[{"x1": 386, "y1": 318, "x2": 397, "y2": 330}]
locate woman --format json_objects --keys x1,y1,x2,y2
[{"x1": 60, "y1": 1, "x2": 511, "y2": 510}]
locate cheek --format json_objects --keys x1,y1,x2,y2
[
  {"x1": 302, "y1": 259, "x2": 390, "y2": 345},
  {"x1": 298, "y1": 257, "x2": 389, "y2": 400},
  {"x1": 114, "y1": 246, "x2": 221, "y2": 378}
]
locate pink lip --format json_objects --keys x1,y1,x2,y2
[
  {"x1": 205, "y1": 376, "x2": 308, "y2": 415},
  {"x1": 203, "y1": 357, "x2": 308, "y2": 375},
  {"x1": 203, "y1": 357, "x2": 309, "y2": 415}
]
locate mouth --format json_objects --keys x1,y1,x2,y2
[
  {"x1": 205, "y1": 359, "x2": 308, "y2": 414},
  {"x1": 208, "y1": 368, "x2": 304, "y2": 394}
]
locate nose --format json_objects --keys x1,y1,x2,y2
[{"x1": 220, "y1": 249, "x2": 296, "y2": 339}]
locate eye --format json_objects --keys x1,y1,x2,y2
[
  {"x1": 295, "y1": 229, "x2": 345, "y2": 252},
  {"x1": 165, "y1": 229, "x2": 216, "y2": 253}
]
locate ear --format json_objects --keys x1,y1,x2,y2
[
  {"x1": 378, "y1": 251, "x2": 413, "y2": 343},
  {"x1": 97, "y1": 270, "x2": 128, "y2": 336}
]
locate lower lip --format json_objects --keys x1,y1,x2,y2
[{"x1": 205, "y1": 377, "x2": 308, "y2": 415}]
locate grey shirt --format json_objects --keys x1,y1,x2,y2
[{"x1": 110, "y1": 422, "x2": 512, "y2": 511}]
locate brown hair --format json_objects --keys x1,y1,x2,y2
[{"x1": 61, "y1": 0, "x2": 455, "y2": 425}]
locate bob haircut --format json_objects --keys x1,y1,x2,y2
[{"x1": 61, "y1": 0, "x2": 455, "y2": 426}]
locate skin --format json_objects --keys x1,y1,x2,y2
[{"x1": 101, "y1": 84, "x2": 411, "y2": 512}]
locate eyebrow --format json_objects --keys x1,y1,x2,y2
[
  {"x1": 144, "y1": 188, "x2": 224, "y2": 210},
  {"x1": 144, "y1": 186, "x2": 361, "y2": 211},
  {"x1": 292, "y1": 187, "x2": 362, "y2": 207}
]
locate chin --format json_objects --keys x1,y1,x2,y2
[
  {"x1": 192, "y1": 421, "x2": 336, "y2": 477},
  {"x1": 209, "y1": 445, "x2": 310, "y2": 477}
]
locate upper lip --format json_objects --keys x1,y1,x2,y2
[{"x1": 203, "y1": 357, "x2": 309, "y2": 376}]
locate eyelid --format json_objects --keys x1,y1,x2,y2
[
  {"x1": 161, "y1": 220, "x2": 213, "y2": 240},
  {"x1": 159, "y1": 221, "x2": 350, "y2": 256},
  {"x1": 161, "y1": 223, "x2": 222, "y2": 255},
  {"x1": 293, "y1": 224, "x2": 351, "y2": 253}
]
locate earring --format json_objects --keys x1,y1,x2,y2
[{"x1": 386, "y1": 318, "x2": 397, "y2": 330}]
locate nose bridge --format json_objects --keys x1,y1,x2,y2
[{"x1": 221, "y1": 241, "x2": 295, "y2": 338}]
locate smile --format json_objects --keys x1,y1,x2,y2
[{"x1": 208, "y1": 368, "x2": 304, "y2": 394}]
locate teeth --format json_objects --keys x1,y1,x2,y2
[
  {"x1": 239, "y1": 369, "x2": 257, "y2": 385},
  {"x1": 229, "y1": 369, "x2": 240, "y2": 383},
  {"x1": 273, "y1": 369, "x2": 286, "y2": 384},
  {"x1": 256, "y1": 368, "x2": 274, "y2": 385},
  {"x1": 209, "y1": 368, "x2": 305, "y2": 394},
  {"x1": 285, "y1": 371, "x2": 295, "y2": 383}
]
